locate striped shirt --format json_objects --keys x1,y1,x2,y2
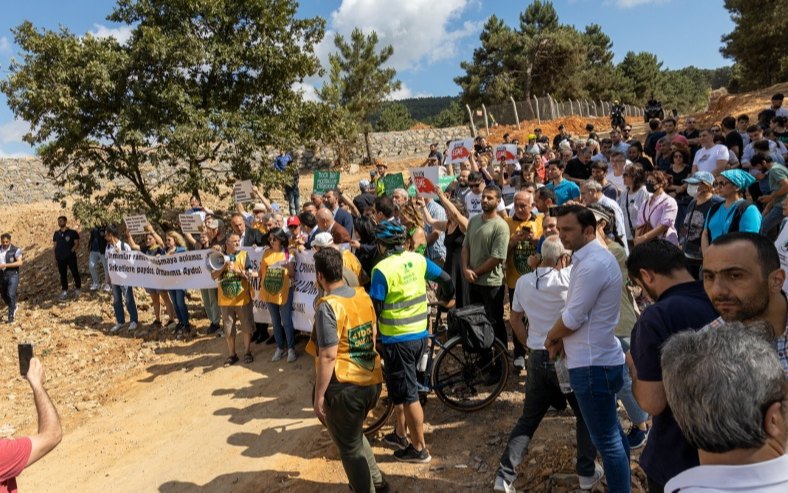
[{"x1": 707, "y1": 315, "x2": 788, "y2": 377}]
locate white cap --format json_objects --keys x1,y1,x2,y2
[{"x1": 312, "y1": 232, "x2": 334, "y2": 248}]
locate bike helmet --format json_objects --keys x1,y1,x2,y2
[{"x1": 375, "y1": 220, "x2": 407, "y2": 248}]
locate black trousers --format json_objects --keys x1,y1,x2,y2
[
  {"x1": 508, "y1": 288, "x2": 527, "y2": 358},
  {"x1": 57, "y1": 256, "x2": 81, "y2": 290}
]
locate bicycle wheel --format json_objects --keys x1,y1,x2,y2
[
  {"x1": 431, "y1": 336, "x2": 509, "y2": 411},
  {"x1": 363, "y1": 383, "x2": 395, "y2": 436}
]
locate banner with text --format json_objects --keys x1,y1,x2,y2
[
  {"x1": 410, "y1": 167, "x2": 441, "y2": 199},
  {"x1": 381, "y1": 173, "x2": 406, "y2": 196},
  {"x1": 179, "y1": 214, "x2": 204, "y2": 235},
  {"x1": 494, "y1": 144, "x2": 518, "y2": 165},
  {"x1": 123, "y1": 215, "x2": 149, "y2": 235},
  {"x1": 313, "y1": 171, "x2": 340, "y2": 195},
  {"x1": 234, "y1": 180, "x2": 254, "y2": 203},
  {"x1": 446, "y1": 138, "x2": 474, "y2": 164}
]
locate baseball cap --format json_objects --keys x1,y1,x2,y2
[
  {"x1": 270, "y1": 203, "x2": 280, "y2": 211},
  {"x1": 671, "y1": 135, "x2": 689, "y2": 146},
  {"x1": 683, "y1": 171, "x2": 714, "y2": 186},
  {"x1": 359, "y1": 179, "x2": 371, "y2": 191},
  {"x1": 286, "y1": 216, "x2": 300, "y2": 227},
  {"x1": 208, "y1": 219, "x2": 223, "y2": 229},
  {"x1": 312, "y1": 232, "x2": 334, "y2": 248},
  {"x1": 252, "y1": 203, "x2": 267, "y2": 212}
]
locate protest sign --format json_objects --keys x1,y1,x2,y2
[
  {"x1": 234, "y1": 180, "x2": 254, "y2": 203},
  {"x1": 313, "y1": 171, "x2": 340, "y2": 195},
  {"x1": 107, "y1": 249, "x2": 215, "y2": 289},
  {"x1": 446, "y1": 139, "x2": 474, "y2": 164},
  {"x1": 410, "y1": 167, "x2": 441, "y2": 199},
  {"x1": 494, "y1": 144, "x2": 518, "y2": 165},
  {"x1": 123, "y1": 215, "x2": 149, "y2": 235},
  {"x1": 381, "y1": 173, "x2": 405, "y2": 196},
  {"x1": 179, "y1": 214, "x2": 204, "y2": 235},
  {"x1": 408, "y1": 175, "x2": 456, "y2": 197},
  {"x1": 246, "y1": 247, "x2": 314, "y2": 331}
]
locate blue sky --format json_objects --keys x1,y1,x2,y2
[{"x1": 0, "y1": 0, "x2": 734, "y2": 157}]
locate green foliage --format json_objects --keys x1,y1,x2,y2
[
  {"x1": 375, "y1": 96, "x2": 460, "y2": 122},
  {"x1": 425, "y1": 101, "x2": 467, "y2": 128},
  {"x1": 1, "y1": 0, "x2": 328, "y2": 222},
  {"x1": 375, "y1": 102, "x2": 413, "y2": 131}
]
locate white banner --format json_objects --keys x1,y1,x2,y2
[
  {"x1": 234, "y1": 180, "x2": 254, "y2": 203},
  {"x1": 409, "y1": 166, "x2": 440, "y2": 199},
  {"x1": 446, "y1": 138, "x2": 474, "y2": 164},
  {"x1": 494, "y1": 144, "x2": 518, "y2": 165}
]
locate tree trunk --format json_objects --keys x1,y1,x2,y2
[{"x1": 364, "y1": 130, "x2": 373, "y2": 165}]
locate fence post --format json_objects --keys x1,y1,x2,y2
[
  {"x1": 533, "y1": 96, "x2": 541, "y2": 124},
  {"x1": 482, "y1": 104, "x2": 490, "y2": 136},
  {"x1": 465, "y1": 104, "x2": 476, "y2": 137},
  {"x1": 510, "y1": 96, "x2": 521, "y2": 130},
  {"x1": 592, "y1": 101, "x2": 598, "y2": 117},
  {"x1": 584, "y1": 100, "x2": 590, "y2": 117},
  {"x1": 568, "y1": 100, "x2": 574, "y2": 116}
]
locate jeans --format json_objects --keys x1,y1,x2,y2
[
  {"x1": 88, "y1": 251, "x2": 107, "y2": 287},
  {"x1": 285, "y1": 186, "x2": 300, "y2": 217},
  {"x1": 111, "y1": 284, "x2": 138, "y2": 324},
  {"x1": 57, "y1": 256, "x2": 81, "y2": 291},
  {"x1": 498, "y1": 350, "x2": 597, "y2": 483},
  {"x1": 761, "y1": 205, "x2": 784, "y2": 239},
  {"x1": 267, "y1": 288, "x2": 295, "y2": 350},
  {"x1": 569, "y1": 365, "x2": 631, "y2": 493},
  {"x1": 199, "y1": 288, "x2": 221, "y2": 325},
  {"x1": 324, "y1": 383, "x2": 384, "y2": 493},
  {"x1": 1, "y1": 272, "x2": 19, "y2": 318},
  {"x1": 169, "y1": 289, "x2": 189, "y2": 326},
  {"x1": 616, "y1": 337, "x2": 649, "y2": 425}
]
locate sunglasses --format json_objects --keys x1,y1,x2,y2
[
  {"x1": 470, "y1": 183, "x2": 482, "y2": 188},
  {"x1": 673, "y1": 154, "x2": 684, "y2": 159},
  {"x1": 714, "y1": 181, "x2": 730, "y2": 187}
]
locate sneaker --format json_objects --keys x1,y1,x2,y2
[
  {"x1": 128, "y1": 322, "x2": 138, "y2": 331},
  {"x1": 578, "y1": 462, "x2": 604, "y2": 490},
  {"x1": 494, "y1": 475, "x2": 516, "y2": 493},
  {"x1": 272, "y1": 348, "x2": 285, "y2": 362},
  {"x1": 627, "y1": 424, "x2": 650, "y2": 450},
  {"x1": 164, "y1": 320, "x2": 177, "y2": 330},
  {"x1": 383, "y1": 432, "x2": 409, "y2": 450},
  {"x1": 513, "y1": 356, "x2": 525, "y2": 370},
  {"x1": 103, "y1": 284, "x2": 111, "y2": 292},
  {"x1": 206, "y1": 323, "x2": 221, "y2": 335},
  {"x1": 174, "y1": 323, "x2": 184, "y2": 333},
  {"x1": 150, "y1": 320, "x2": 163, "y2": 329},
  {"x1": 110, "y1": 323, "x2": 124, "y2": 333},
  {"x1": 393, "y1": 444, "x2": 431, "y2": 463},
  {"x1": 287, "y1": 348, "x2": 297, "y2": 363},
  {"x1": 90, "y1": 284, "x2": 99, "y2": 291},
  {"x1": 11, "y1": 306, "x2": 18, "y2": 319},
  {"x1": 74, "y1": 289, "x2": 81, "y2": 297},
  {"x1": 59, "y1": 291, "x2": 68, "y2": 300}
]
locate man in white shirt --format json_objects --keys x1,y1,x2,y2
[
  {"x1": 662, "y1": 324, "x2": 788, "y2": 493},
  {"x1": 494, "y1": 236, "x2": 603, "y2": 493},
  {"x1": 769, "y1": 93, "x2": 788, "y2": 118},
  {"x1": 0, "y1": 233, "x2": 23, "y2": 323},
  {"x1": 545, "y1": 205, "x2": 630, "y2": 493},
  {"x1": 742, "y1": 125, "x2": 780, "y2": 167},
  {"x1": 691, "y1": 129, "x2": 730, "y2": 176},
  {"x1": 464, "y1": 171, "x2": 506, "y2": 219}
]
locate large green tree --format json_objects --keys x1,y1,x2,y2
[
  {"x1": 1, "y1": 0, "x2": 326, "y2": 221},
  {"x1": 317, "y1": 28, "x2": 401, "y2": 163},
  {"x1": 375, "y1": 102, "x2": 413, "y2": 132}
]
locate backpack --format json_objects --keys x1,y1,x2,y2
[
  {"x1": 707, "y1": 200, "x2": 754, "y2": 234},
  {"x1": 447, "y1": 304, "x2": 495, "y2": 353}
]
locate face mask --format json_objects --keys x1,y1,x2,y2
[
  {"x1": 687, "y1": 184, "x2": 700, "y2": 197},
  {"x1": 646, "y1": 183, "x2": 657, "y2": 193}
]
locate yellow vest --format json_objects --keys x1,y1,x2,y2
[
  {"x1": 372, "y1": 251, "x2": 428, "y2": 339},
  {"x1": 258, "y1": 248, "x2": 291, "y2": 305},
  {"x1": 218, "y1": 250, "x2": 252, "y2": 307},
  {"x1": 307, "y1": 287, "x2": 383, "y2": 386}
]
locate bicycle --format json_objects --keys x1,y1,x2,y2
[{"x1": 363, "y1": 303, "x2": 510, "y2": 436}]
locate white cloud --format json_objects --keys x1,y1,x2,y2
[
  {"x1": 0, "y1": 37, "x2": 10, "y2": 53},
  {"x1": 89, "y1": 24, "x2": 133, "y2": 45},
  {"x1": 388, "y1": 84, "x2": 432, "y2": 101},
  {"x1": 0, "y1": 119, "x2": 29, "y2": 144},
  {"x1": 0, "y1": 147, "x2": 31, "y2": 158},
  {"x1": 292, "y1": 82, "x2": 321, "y2": 102},
  {"x1": 605, "y1": 0, "x2": 672, "y2": 7}
]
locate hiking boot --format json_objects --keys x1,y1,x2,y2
[
  {"x1": 393, "y1": 444, "x2": 431, "y2": 463},
  {"x1": 494, "y1": 475, "x2": 516, "y2": 493},
  {"x1": 150, "y1": 320, "x2": 163, "y2": 329},
  {"x1": 59, "y1": 290, "x2": 68, "y2": 300},
  {"x1": 383, "y1": 432, "x2": 409, "y2": 450},
  {"x1": 627, "y1": 424, "x2": 650, "y2": 450},
  {"x1": 579, "y1": 463, "x2": 604, "y2": 490}
]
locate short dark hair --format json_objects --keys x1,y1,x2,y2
[
  {"x1": 772, "y1": 93, "x2": 784, "y2": 101},
  {"x1": 626, "y1": 239, "x2": 689, "y2": 282},
  {"x1": 484, "y1": 185, "x2": 502, "y2": 201},
  {"x1": 721, "y1": 116, "x2": 736, "y2": 130},
  {"x1": 547, "y1": 159, "x2": 565, "y2": 171},
  {"x1": 298, "y1": 211, "x2": 317, "y2": 229},
  {"x1": 753, "y1": 140, "x2": 771, "y2": 152},
  {"x1": 751, "y1": 153, "x2": 773, "y2": 168},
  {"x1": 664, "y1": 117, "x2": 677, "y2": 126},
  {"x1": 57, "y1": 216, "x2": 67, "y2": 221},
  {"x1": 737, "y1": 114, "x2": 750, "y2": 122},
  {"x1": 0, "y1": 233, "x2": 10, "y2": 241},
  {"x1": 710, "y1": 232, "x2": 781, "y2": 277},
  {"x1": 106, "y1": 225, "x2": 120, "y2": 238},
  {"x1": 353, "y1": 216, "x2": 377, "y2": 244},
  {"x1": 555, "y1": 204, "x2": 596, "y2": 233},
  {"x1": 302, "y1": 201, "x2": 316, "y2": 209},
  {"x1": 535, "y1": 186, "x2": 557, "y2": 204},
  {"x1": 373, "y1": 195, "x2": 396, "y2": 218},
  {"x1": 590, "y1": 160, "x2": 609, "y2": 172},
  {"x1": 314, "y1": 248, "x2": 344, "y2": 284},
  {"x1": 649, "y1": 119, "x2": 661, "y2": 131},
  {"x1": 747, "y1": 124, "x2": 762, "y2": 133},
  {"x1": 468, "y1": 171, "x2": 484, "y2": 182}
]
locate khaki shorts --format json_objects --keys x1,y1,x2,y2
[{"x1": 220, "y1": 304, "x2": 255, "y2": 336}]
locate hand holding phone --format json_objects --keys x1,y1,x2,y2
[{"x1": 18, "y1": 343, "x2": 33, "y2": 376}]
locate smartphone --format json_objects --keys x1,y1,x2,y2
[{"x1": 18, "y1": 343, "x2": 33, "y2": 376}]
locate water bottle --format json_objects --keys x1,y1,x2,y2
[{"x1": 555, "y1": 356, "x2": 573, "y2": 394}]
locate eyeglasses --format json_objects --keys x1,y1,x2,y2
[
  {"x1": 714, "y1": 181, "x2": 730, "y2": 188},
  {"x1": 470, "y1": 183, "x2": 482, "y2": 189},
  {"x1": 673, "y1": 154, "x2": 684, "y2": 159}
]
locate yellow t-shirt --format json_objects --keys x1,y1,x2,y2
[
  {"x1": 218, "y1": 250, "x2": 252, "y2": 307},
  {"x1": 258, "y1": 248, "x2": 293, "y2": 305},
  {"x1": 505, "y1": 214, "x2": 544, "y2": 289},
  {"x1": 342, "y1": 249, "x2": 362, "y2": 280}
]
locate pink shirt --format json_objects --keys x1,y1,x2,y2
[
  {"x1": 636, "y1": 192, "x2": 678, "y2": 245},
  {"x1": 0, "y1": 437, "x2": 32, "y2": 493}
]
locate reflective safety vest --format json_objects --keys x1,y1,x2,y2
[
  {"x1": 307, "y1": 287, "x2": 383, "y2": 386},
  {"x1": 372, "y1": 251, "x2": 429, "y2": 339}
]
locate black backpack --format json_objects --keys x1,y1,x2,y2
[
  {"x1": 447, "y1": 304, "x2": 495, "y2": 353},
  {"x1": 707, "y1": 200, "x2": 754, "y2": 234}
]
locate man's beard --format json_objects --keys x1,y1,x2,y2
[
  {"x1": 714, "y1": 283, "x2": 770, "y2": 323},
  {"x1": 481, "y1": 202, "x2": 497, "y2": 213}
]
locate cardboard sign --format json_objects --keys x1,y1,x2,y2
[
  {"x1": 381, "y1": 173, "x2": 405, "y2": 197},
  {"x1": 123, "y1": 215, "x2": 149, "y2": 235},
  {"x1": 234, "y1": 180, "x2": 254, "y2": 203},
  {"x1": 410, "y1": 167, "x2": 441, "y2": 199},
  {"x1": 446, "y1": 138, "x2": 474, "y2": 164},
  {"x1": 313, "y1": 171, "x2": 340, "y2": 194},
  {"x1": 179, "y1": 214, "x2": 204, "y2": 235},
  {"x1": 494, "y1": 144, "x2": 518, "y2": 165}
]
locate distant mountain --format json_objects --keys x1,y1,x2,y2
[{"x1": 371, "y1": 96, "x2": 461, "y2": 125}]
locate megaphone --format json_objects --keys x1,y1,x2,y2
[{"x1": 206, "y1": 251, "x2": 234, "y2": 271}]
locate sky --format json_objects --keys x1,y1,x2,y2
[{"x1": 0, "y1": 0, "x2": 734, "y2": 157}]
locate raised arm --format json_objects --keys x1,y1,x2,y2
[{"x1": 24, "y1": 359, "x2": 62, "y2": 467}]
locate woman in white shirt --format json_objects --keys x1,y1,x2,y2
[{"x1": 617, "y1": 163, "x2": 651, "y2": 245}]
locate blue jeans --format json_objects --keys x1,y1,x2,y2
[
  {"x1": 1, "y1": 272, "x2": 19, "y2": 318},
  {"x1": 267, "y1": 288, "x2": 295, "y2": 350},
  {"x1": 285, "y1": 186, "x2": 300, "y2": 217},
  {"x1": 617, "y1": 337, "x2": 649, "y2": 425},
  {"x1": 169, "y1": 289, "x2": 189, "y2": 326},
  {"x1": 111, "y1": 284, "x2": 138, "y2": 324},
  {"x1": 89, "y1": 251, "x2": 107, "y2": 286},
  {"x1": 761, "y1": 205, "x2": 784, "y2": 238},
  {"x1": 569, "y1": 365, "x2": 631, "y2": 493}
]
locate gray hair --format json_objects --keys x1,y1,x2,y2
[
  {"x1": 541, "y1": 235, "x2": 567, "y2": 264},
  {"x1": 581, "y1": 179, "x2": 602, "y2": 193},
  {"x1": 578, "y1": 147, "x2": 593, "y2": 156},
  {"x1": 586, "y1": 138, "x2": 599, "y2": 148},
  {"x1": 662, "y1": 322, "x2": 788, "y2": 454},
  {"x1": 393, "y1": 188, "x2": 408, "y2": 199},
  {"x1": 261, "y1": 212, "x2": 274, "y2": 223},
  {"x1": 657, "y1": 137, "x2": 671, "y2": 146}
]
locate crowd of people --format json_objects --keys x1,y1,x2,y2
[{"x1": 5, "y1": 96, "x2": 788, "y2": 493}]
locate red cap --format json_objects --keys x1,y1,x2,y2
[
  {"x1": 671, "y1": 135, "x2": 689, "y2": 146},
  {"x1": 286, "y1": 216, "x2": 300, "y2": 227}
]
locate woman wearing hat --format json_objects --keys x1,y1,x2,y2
[
  {"x1": 681, "y1": 171, "x2": 723, "y2": 276},
  {"x1": 701, "y1": 169, "x2": 762, "y2": 254}
]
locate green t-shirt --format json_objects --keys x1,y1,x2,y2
[
  {"x1": 462, "y1": 214, "x2": 510, "y2": 286},
  {"x1": 769, "y1": 163, "x2": 788, "y2": 207}
]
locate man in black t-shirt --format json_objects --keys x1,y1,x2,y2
[
  {"x1": 352, "y1": 180, "x2": 377, "y2": 216},
  {"x1": 644, "y1": 119, "x2": 665, "y2": 159},
  {"x1": 627, "y1": 142, "x2": 655, "y2": 172},
  {"x1": 552, "y1": 125, "x2": 569, "y2": 149},
  {"x1": 564, "y1": 148, "x2": 593, "y2": 184},
  {"x1": 721, "y1": 116, "x2": 744, "y2": 160},
  {"x1": 679, "y1": 117, "x2": 701, "y2": 162},
  {"x1": 52, "y1": 216, "x2": 81, "y2": 300}
]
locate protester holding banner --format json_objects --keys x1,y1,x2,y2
[
  {"x1": 185, "y1": 194, "x2": 213, "y2": 221},
  {"x1": 105, "y1": 226, "x2": 139, "y2": 333},
  {"x1": 163, "y1": 231, "x2": 192, "y2": 336},
  {"x1": 230, "y1": 213, "x2": 264, "y2": 248},
  {"x1": 126, "y1": 226, "x2": 177, "y2": 330},
  {"x1": 259, "y1": 228, "x2": 297, "y2": 363}
]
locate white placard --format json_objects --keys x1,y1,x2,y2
[
  {"x1": 409, "y1": 167, "x2": 441, "y2": 199},
  {"x1": 446, "y1": 138, "x2": 474, "y2": 164},
  {"x1": 494, "y1": 144, "x2": 518, "y2": 165},
  {"x1": 179, "y1": 214, "x2": 204, "y2": 235},
  {"x1": 123, "y1": 215, "x2": 149, "y2": 235},
  {"x1": 234, "y1": 180, "x2": 254, "y2": 203}
]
